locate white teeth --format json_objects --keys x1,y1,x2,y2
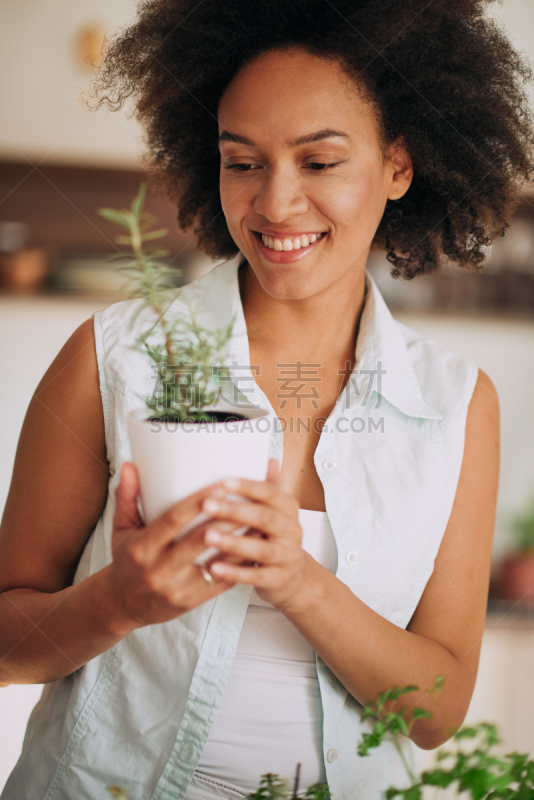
[{"x1": 260, "y1": 232, "x2": 324, "y2": 251}]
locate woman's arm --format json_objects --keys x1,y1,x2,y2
[
  {"x1": 0, "y1": 319, "x2": 114, "y2": 682},
  {"x1": 0, "y1": 321, "x2": 241, "y2": 685},
  {"x1": 193, "y1": 369, "x2": 500, "y2": 750}
]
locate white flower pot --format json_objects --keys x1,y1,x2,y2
[{"x1": 127, "y1": 407, "x2": 274, "y2": 524}]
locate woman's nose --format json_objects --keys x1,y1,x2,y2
[{"x1": 253, "y1": 165, "x2": 308, "y2": 222}]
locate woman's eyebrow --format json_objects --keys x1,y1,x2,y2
[{"x1": 218, "y1": 129, "x2": 352, "y2": 147}]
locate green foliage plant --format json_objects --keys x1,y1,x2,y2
[
  {"x1": 358, "y1": 678, "x2": 534, "y2": 799},
  {"x1": 357, "y1": 678, "x2": 442, "y2": 786},
  {"x1": 510, "y1": 498, "x2": 534, "y2": 553},
  {"x1": 97, "y1": 184, "x2": 235, "y2": 422}
]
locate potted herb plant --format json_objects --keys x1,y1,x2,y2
[
  {"x1": 353, "y1": 679, "x2": 534, "y2": 799},
  {"x1": 493, "y1": 497, "x2": 534, "y2": 605},
  {"x1": 98, "y1": 185, "x2": 273, "y2": 526}
]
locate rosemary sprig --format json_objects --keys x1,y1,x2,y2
[{"x1": 98, "y1": 184, "x2": 234, "y2": 421}]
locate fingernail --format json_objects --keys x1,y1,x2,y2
[
  {"x1": 205, "y1": 530, "x2": 221, "y2": 544},
  {"x1": 224, "y1": 478, "x2": 240, "y2": 491},
  {"x1": 211, "y1": 562, "x2": 227, "y2": 575},
  {"x1": 203, "y1": 499, "x2": 219, "y2": 513}
]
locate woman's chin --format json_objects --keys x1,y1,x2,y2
[{"x1": 247, "y1": 263, "x2": 323, "y2": 300}]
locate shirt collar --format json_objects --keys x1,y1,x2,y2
[
  {"x1": 353, "y1": 271, "x2": 443, "y2": 420},
  {"x1": 213, "y1": 256, "x2": 442, "y2": 422}
]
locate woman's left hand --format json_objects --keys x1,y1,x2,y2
[{"x1": 201, "y1": 459, "x2": 316, "y2": 609}]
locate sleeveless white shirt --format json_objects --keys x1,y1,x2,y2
[{"x1": 2, "y1": 257, "x2": 479, "y2": 800}]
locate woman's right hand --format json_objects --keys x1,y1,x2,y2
[{"x1": 107, "y1": 462, "x2": 240, "y2": 632}]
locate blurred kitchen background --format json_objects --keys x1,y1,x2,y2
[{"x1": 2, "y1": 0, "x2": 534, "y2": 789}]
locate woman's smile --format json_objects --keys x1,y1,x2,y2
[{"x1": 251, "y1": 229, "x2": 328, "y2": 264}]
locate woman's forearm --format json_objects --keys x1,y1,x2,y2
[
  {"x1": 0, "y1": 566, "x2": 137, "y2": 685},
  {"x1": 283, "y1": 556, "x2": 466, "y2": 749}
]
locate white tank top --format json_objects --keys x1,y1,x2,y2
[{"x1": 193, "y1": 510, "x2": 338, "y2": 796}]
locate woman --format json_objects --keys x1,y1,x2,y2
[{"x1": 0, "y1": 1, "x2": 531, "y2": 798}]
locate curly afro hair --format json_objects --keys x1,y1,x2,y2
[{"x1": 94, "y1": 0, "x2": 534, "y2": 278}]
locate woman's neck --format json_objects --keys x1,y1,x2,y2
[{"x1": 239, "y1": 261, "x2": 367, "y2": 365}]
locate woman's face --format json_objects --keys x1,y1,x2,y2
[{"x1": 218, "y1": 48, "x2": 413, "y2": 301}]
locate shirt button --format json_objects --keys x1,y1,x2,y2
[
  {"x1": 326, "y1": 748, "x2": 338, "y2": 763},
  {"x1": 345, "y1": 551, "x2": 358, "y2": 565},
  {"x1": 323, "y1": 460, "x2": 336, "y2": 472}
]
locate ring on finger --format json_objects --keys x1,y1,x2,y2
[{"x1": 197, "y1": 563, "x2": 215, "y2": 585}]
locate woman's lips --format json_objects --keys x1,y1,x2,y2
[{"x1": 251, "y1": 231, "x2": 327, "y2": 264}]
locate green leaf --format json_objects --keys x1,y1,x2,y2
[
  {"x1": 139, "y1": 210, "x2": 157, "y2": 226},
  {"x1": 106, "y1": 252, "x2": 133, "y2": 262},
  {"x1": 374, "y1": 720, "x2": 388, "y2": 736},
  {"x1": 384, "y1": 787, "x2": 422, "y2": 800},
  {"x1": 303, "y1": 783, "x2": 330, "y2": 799},
  {"x1": 458, "y1": 766, "x2": 495, "y2": 800},
  {"x1": 97, "y1": 208, "x2": 132, "y2": 230},
  {"x1": 515, "y1": 785, "x2": 534, "y2": 799},
  {"x1": 506, "y1": 751, "x2": 529, "y2": 780},
  {"x1": 141, "y1": 228, "x2": 169, "y2": 241},
  {"x1": 454, "y1": 727, "x2": 479, "y2": 740},
  {"x1": 381, "y1": 685, "x2": 418, "y2": 705},
  {"x1": 357, "y1": 731, "x2": 382, "y2": 756},
  {"x1": 481, "y1": 723, "x2": 501, "y2": 747},
  {"x1": 360, "y1": 707, "x2": 375, "y2": 723},
  {"x1": 396, "y1": 717, "x2": 409, "y2": 735},
  {"x1": 131, "y1": 183, "x2": 147, "y2": 219},
  {"x1": 422, "y1": 769, "x2": 456, "y2": 787},
  {"x1": 145, "y1": 246, "x2": 172, "y2": 257},
  {"x1": 411, "y1": 708, "x2": 432, "y2": 721},
  {"x1": 245, "y1": 773, "x2": 289, "y2": 799}
]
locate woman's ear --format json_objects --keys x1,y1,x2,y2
[{"x1": 386, "y1": 137, "x2": 413, "y2": 201}]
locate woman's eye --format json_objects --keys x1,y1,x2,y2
[
  {"x1": 307, "y1": 162, "x2": 339, "y2": 171},
  {"x1": 223, "y1": 162, "x2": 341, "y2": 172},
  {"x1": 223, "y1": 163, "x2": 257, "y2": 172}
]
